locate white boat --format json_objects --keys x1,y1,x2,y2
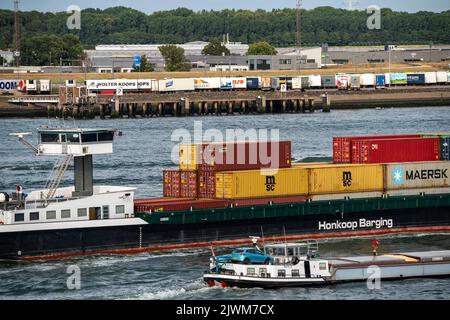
[{"x1": 204, "y1": 240, "x2": 450, "y2": 288}]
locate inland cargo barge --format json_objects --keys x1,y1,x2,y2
[{"x1": 0, "y1": 128, "x2": 449, "y2": 260}]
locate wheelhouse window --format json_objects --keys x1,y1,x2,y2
[
  {"x1": 278, "y1": 269, "x2": 286, "y2": 278},
  {"x1": 292, "y1": 269, "x2": 300, "y2": 277},
  {"x1": 98, "y1": 132, "x2": 114, "y2": 142},
  {"x1": 41, "y1": 133, "x2": 59, "y2": 143},
  {"x1": 247, "y1": 268, "x2": 255, "y2": 276},
  {"x1": 77, "y1": 208, "x2": 87, "y2": 217},
  {"x1": 61, "y1": 209, "x2": 71, "y2": 219},
  {"x1": 46, "y1": 211, "x2": 56, "y2": 220},
  {"x1": 115, "y1": 205, "x2": 125, "y2": 214},
  {"x1": 66, "y1": 134, "x2": 80, "y2": 143},
  {"x1": 81, "y1": 133, "x2": 97, "y2": 143},
  {"x1": 30, "y1": 212, "x2": 39, "y2": 221},
  {"x1": 103, "y1": 206, "x2": 109, "y2": 219},
  {"x1": 14, "y1": 213, "x2": 24, "y2": 222}
]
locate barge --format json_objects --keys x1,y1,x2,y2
[{"x1": 0, "y1": 128, "x2": 449, "y2": 260}]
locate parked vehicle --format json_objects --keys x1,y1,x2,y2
[{"x1": 230, "y1": 247, "x2": 273, "y2": 265}]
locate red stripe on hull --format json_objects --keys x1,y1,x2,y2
[{"x1": 20, "y1": 226, "x2": 450, "y2": 261}]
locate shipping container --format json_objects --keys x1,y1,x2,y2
[
  {"x1": 349, "y1": 75, "x2": 361, "y2": 90},
  {"x1": 441, "y1": 138, "x2": 450, "y2": 161},
  {"x1": 424, "y1": 72, "x2": 437, "y2": 84},
  {"x1": 436, "y1": 71, "x2": 447, "y2": 84},
  {"x1": 198, "y1": 170, "x2": 216, "y2": 199},
  {"x1": 271, "y1": 77, "x2": 280, "y2": 90},
  {"x1": 135, "y1": 198, "x2": 229, "y2": 213},
  {"x1": 292, "y1": 77, "x2": 302, "y2": 90},
  {"x1": 351, "y1": 137, "x2": 440, "y2": 164},
  {"x1": 384, "y1": 73, "x2": 391, "y2": 86},
  {"x1": 194, "y1": 78, "x2": 221, "y2": 90},
  {"x1": 137, "y1": 79, "x2": 154, "y2": 91},
  {"x1": 309, "y1": 75, "x2": 321, "y2": 88},
  {"x1": 333, "y1": 134, "x2": 421, "y2": 163},
  {"x1": 308, "y1": 164, "x2": 384, "y2": 195},
  {"x1": 180, "y1": 170, "x2": 198, "y2": 198},
  {"x1": 229, "y1": 195, "x2": 308, "y2": 207},
  {"x1": 390, "y1": 73, "x2": 407, "y2": 85},
  {"x1": 215, "y1": 167, "x2": 309, "y2": 199},
  {"x1": 336, "y1": 74, "x2": 349, "y2": 89},
  {"x1": 360, "y1": 74, "x2": 375, "y2": 87},
  {"x1": 220, "y1": 77, "x2": 246, "y2": 90},
  {"x1": 407, "y1": 74, "x2": 425, "y2": 85},
  {"x1": 159, "y1": 78, "x2": 195, "y2": 92},
  {"x1": 309, "y1": 192, "x2": 383, "y2": 202},
  {"x1": 261, "y1": 77, "x2": 272, "y2": 90},
  {"x1": 321, "y1": 75, "x2": 336, "y2": 88},
  {"x1": 246, "y1": 77, "x2": 260, "y2": 90},
  {"x1": 163, "y1": 170, "x2": 181, "y2": 198},
  {"x1": 385, "y1": 161, "x2": 450, "y2": 190},
  {"x1": 375, "y1": 74, "x2": 386, "y2": 88},
  {"x1": 180, "y1": 141, "x2": 292, "y2": 171}
]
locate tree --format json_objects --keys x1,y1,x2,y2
[
  {"x1": 159, "y1": 45, "x2": 191, "y2": 72},
  {"x1": 133, "y1": 55, "x2": 154, "y2": 72},
  {"x1": 247, "y1": 41, "x2": 277, "y2": 55},
  {"x1": 202, "y1": 39, "x2": 230, "y2": 56}
]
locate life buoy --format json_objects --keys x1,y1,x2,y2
[{"x1": 292, "y1": 256, "x2": 300, "y2": 265}]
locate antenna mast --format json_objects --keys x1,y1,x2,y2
[
  {"x1": 13, "y1": 0, "x2": 21, "y2": 67},
  {"x1": 296, "y1": 0, "x2": 302, "y2": 54}
]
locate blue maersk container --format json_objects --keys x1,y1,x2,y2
[
  {"x1": 375, "y1": 75, "x2": 385, "y2": 87},
  {"x1": 407, "y1": 74, "x2": 425, "y2": 85},
  {"x1": 246, "y1": 77, "x2": 259, "y2": 90}
]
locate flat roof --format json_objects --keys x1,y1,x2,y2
[{"x1": 38, "y1": 128, "x2": 117, "y2": 134}]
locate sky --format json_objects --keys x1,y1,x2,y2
[{"x1": 0, "y1": 0, "x2": 449, "y2": 13}]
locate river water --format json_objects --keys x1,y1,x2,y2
[{"x1": 0, "y1": 106, "x2": 449, "y2": 299}]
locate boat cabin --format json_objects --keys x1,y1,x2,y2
[{"x1": 264, "y1": 240, "x2": 319, "y2": 265}]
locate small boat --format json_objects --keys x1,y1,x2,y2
[{"x1": 203, "y1": 238, "x2": 450, "y2": 288}]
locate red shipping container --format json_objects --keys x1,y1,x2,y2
[
  {"x1": 333, "y1": 134, "x2": 421, "y2": 163},
  {"x1": 163, "y1": 170, "x2": 181, "y2": 198},
  {"x1": 198, "y1": 170, "x2": 216, "y2": 198},
  {"x1": 134, "y1": 198, "x2": 229, "y2": 213},
  {"x1": 351, "y1": 137, "x2": 441, "y2": 164},
  {"x1": 192, "y1": 140, "x2": 291, "y2": 171},
  {"x1": 180, "y1": 170, "x2": 198, "y2": 198}
]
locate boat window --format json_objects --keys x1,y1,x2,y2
[
  {"x1": 115, "y1": 205, "x2": 125, "y2": 214},
  {"x1": 98, "y1": 131, "x2": 114, "y2": 142},
  {"x1": 66, "y1": 134, "x2": 80, "y2": 143},
  {"x1": 319, "y1": 262, "x2": 327, "y2": 270},
  {"x1": 77, "y1": 208, "x2": 87, "y2": 217},
  {"x1": 46, "y1": 210, "x2": 56, "y2": 220},
  {"x1": 81, "y1": 133, "x2": 98, "y2": 143},
  {"x1": 259, "y1": 268, "x2": 267, "y2": 275},
  {"x1": 292, "y1": 269, "x2": 300, "y2": 277},
  {"x1": 247, "y1": 268, "x2": 255, "y2": 276},
  {"x1": 287, "y1": 248, "x2": 294, "y2": 256},
  {"x1": 61, "y1": 209, "x2": 71, "y2": 219},
  {"x1": 14, "y1": 213, "x2": 24, "y2": 222},
  {"x1": 278, "y1": 269, "x2": 286, "y2": 278},
  {"x1": 274, "y1": 248, "x2": 285, "y2": 256},
  {"x1": 30, "y1": 212, "x2": 39, "y2": 221},
  {"x1": 103, "y1": 206, "x2": 109, "y2": 219},
  {"x1": 41, "y1": 133, "x2": 59, "y2": 143}
]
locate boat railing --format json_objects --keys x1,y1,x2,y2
[{"x1": 24, "y1": 196, "x2": 82, "y2": 209}]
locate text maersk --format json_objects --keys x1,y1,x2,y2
[
  {"x1": 319, "y1": 218, "x2": 393, "y2": 231},
  {"x1": 406, "y1": 169, "x2": 447, "y2": 180}
]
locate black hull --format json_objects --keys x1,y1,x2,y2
[{"x1": 1, "y1": 205, "x2": 450, "y2": 260}]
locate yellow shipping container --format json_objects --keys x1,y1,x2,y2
[
  {"x1": 215, "y1": 168, "x2": 309, "y2": 199},
  {"x1": 179, "y1": 144, "x2": 199, "y2": 170},
  {"x1": 308, "y1": 164, "x2": 384, "y2": 195}
]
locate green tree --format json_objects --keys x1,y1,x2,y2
[
  {"x1": 202, "y1": 39, "x2": 230, "y2": 56},
  {"x1": 159, "y1": 45, "x2": 191, "y2": 72},
  {"x1": 133, "y1": 55, "x2": 154, "y2": 72},
  {"x1": 247, "y1": 41, "x2": 277, "y2": 55}
]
